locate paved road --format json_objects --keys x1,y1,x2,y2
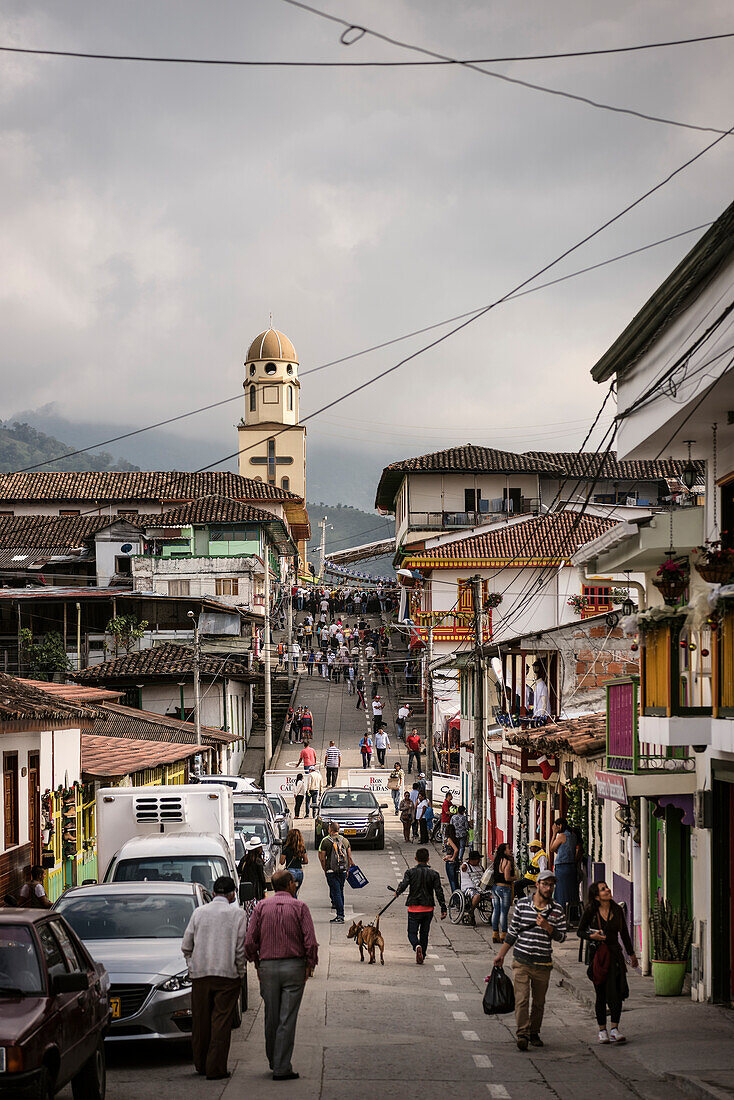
[{"x1": 58, "y1": 624, "x2": 689, "y2": 1100}]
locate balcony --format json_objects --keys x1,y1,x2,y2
[
  {"x1": 407, "y1": 499, "x2": 541, "y2": 532},
  {"x1": 416, "y1": 610, "x2": 486, "y2": 643},
  {"x1": 606, "y1": 677, "x2": 695, "y2": 795}
]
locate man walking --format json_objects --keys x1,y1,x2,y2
[
  {"x1": 356, "y1": 675, "x2": 366, "y2": 711},
  {"x1": 324, "y1": 740, "x2": 341, "y2": 788},
  {"x1": 394, "y1": 848, "x2": 447, "y2": 964},
  {"x1": 492, "y1": 869, "x2": 566, "y2": 1050},
  {"x1": 396, "y1": 703, "x2": 411, "y2": 742},
  {"x1": 406, "y1": 728, "x2": 422, "y2": 774},
  {"x1": 319, "y1": 821, "x2": 352, "y2": 924},
  {"x1": 306, "y1": 767, "x2": 323, "y2": 817},
  {"x1": 245, "y1": 870, "x2": 318, "y2": 1082},
  {"x1": 374, "y1": 725, "x2": 391, "y2": 767},
  {"x1": 372, "y1": 695, "x2": 384, "y2": 735},
  {"x1": 181, "y1": 875, "x2": 247, "y2": 1080},
  {"x1": 297, "y1": 741, "x2": 316, "y2": 774}
]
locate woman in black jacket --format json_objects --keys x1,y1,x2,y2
[
  {"x1": 577, "y1": 881, "x2": 638, "y2": 1044},
  {"x1": 237, "y1": 840, "x2": 267, "y2": 920}
]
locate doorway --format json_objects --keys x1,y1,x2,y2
[{"x1": 28, "y1": 751, "x2": 40, "y2": 865}]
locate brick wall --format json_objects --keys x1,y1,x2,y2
[{"x1": 0, "y1": 842, "x2": 32, "y2": 901}]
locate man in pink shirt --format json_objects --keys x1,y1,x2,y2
[
  {"x1": 245, "y1": 870, "x2": 319, "y2": 1081},
  {"x1": 297, "y1": 743, "x2": 316, "y2": 773}
]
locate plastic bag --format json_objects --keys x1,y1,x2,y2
[{"x1": 482, "y1": 967, "x2": 515, "y2": 1015}]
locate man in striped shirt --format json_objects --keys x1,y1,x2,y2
[
  {"x1": 493, "y1": 870, "x2": 566, "y2": 1050},
  {"x1": 323, "y1": 741, "x2": 342, "y2": 788}
]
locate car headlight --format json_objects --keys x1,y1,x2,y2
[
  {"x1": 368, "y1": 810, "x2": 381, "y2": 820},
  {"x1": 159, "y1": 971, "x2": 192, "y2": 992}
]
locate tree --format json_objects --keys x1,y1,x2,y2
[
  {"x1": 106, "y1": 615, "x2": 148, "y2": 656},
  {"x1": 19, "y1": 629, "x2": 70, "y2": 680}
]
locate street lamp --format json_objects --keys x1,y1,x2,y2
[{"x1": 682, "y1": 440, "x2": 697, "y2": 491}]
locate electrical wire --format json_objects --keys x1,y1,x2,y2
[{"x1": 279, "y1": 0, "x2": 734, "y2": 137}]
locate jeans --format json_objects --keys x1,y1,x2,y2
[
  {"x1": 407, "y1": 751, "x2": 421, "y2": 774},
  {"x1": 348, "y1": 679, "x2": 355, "y2": 694},
  {"x1": 391, "y1": 789, "x2": 401, "y2": 813},
  {"x1": 371, "y1": 684, "x2": 379, "y2": 699},
  {"x1": 294, "y1": 795, "x2": 304, "y2": 818},
  {"x1": 361, "y1": 753, "x2": 371, "y2": 769},
  {"x1": 289, "y1": 867, "x2": 304, "y2": 895},
  {"x1": 553, "y1": 862, "x2": 578, "y2": 912},
  {"x1": 595, "y1": 980, "x2": 623, "y2": 1028},
  {"x1": 445, "y1": 859, "x2": 459, "y2": 894},
  {"x1": 376, "y1": 747, "x2": 387, "y2": 766},
  {"x1": 327, "y1": 871, "x2": 346, "y2": 919},
  {"x1": 396, "y1": 721, "x2": 405, "y2": 742},
  {"x1": 407, "y1": 911, "x2": 433, "y2": 955},
  {"x1": 455, "y1": 838, "x2": 467, "y2": 863},
  {"x1": 491, "y1": 884, "x2": 512, "y2": 932},
  {"x1": 326, "y1": 767, "x2": 338, "y2": 788},
  {"x1": 258, "y1": 958, "x2": 307, "y2": 1078},
  {"x1": 419, "y1": 818, "x2": 428, "y2": 843}
]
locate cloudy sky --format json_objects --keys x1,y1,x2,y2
[{"x1": 2, "y1": 0, "x2": 733, "y2": 506}]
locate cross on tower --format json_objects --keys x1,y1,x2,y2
[{"x1": 249, "y1": 436, "x2": 294, "y2": 484}]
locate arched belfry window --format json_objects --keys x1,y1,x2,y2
[
  {"x1": 287, "y1": 385, "x2": 293, "y2": 411},
  {"x1": 281, "y1": 476, "x2": 290, "y2": 490},
  {"x1": 249, "y1": 385, "x2": 256, "y2": 412}
]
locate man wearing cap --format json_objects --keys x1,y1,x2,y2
[
  {"x1": 518, "y1": 838, "x2": 549, "y2": 898},
  {"x1": 372, "y1": 695, "x2": 384, "y2": 735},
  {"x1": 493, "y1": 869, "x2": 566, "y2": 1051}
]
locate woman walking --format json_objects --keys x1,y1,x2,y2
[
  {"x1": 490, "y1": 842, "x2": 517, "y2": 944},
  {"x1": 237, "y1": 839, "x2": 267, "y2": 921},
  {"x1": 293, "y1": 773, "x2": 306, "y2": 820},
  {"x1": 284, "y1": 706, "x2": 294, "y2": 744},
  {"x1": 578, "y1": 882, "x2": 637, "y2": 1045},
  {"x1": 442, "y1": 820, "x2": 460, "y2": 894},
  {"x1": 416, "y1": 792, "x2": 430, "y2": 843},
  {"x1": 280, "y1": 827, "x2": 308, "y2": 895},
  {"x1": 359, "y1": 733, "x2": 374, "y2": 770},
  {"x1": 388, "y1": 762, "x2": 404, "y2": 815},
  {"x1": 399, "y1": 791, "x2": 415, "y2": 842}
]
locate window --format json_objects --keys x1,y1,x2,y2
[
  {"x1": 216, "y1": 578, "x2": 239, "y2": 596},
  {"x1": 3, "y1": 752, "x2": 18, "y2": 847},
  {"x1": 249, "y1": 364, "x2": 256, "y2": 376},
  {"x1": 249, "y1": 385, "x2": 257, "y2": 412},
  {"x1": 464, "y1": 488, "x2": 482, "y2": 512},
  {"x1": 37, "y1": 923, "x2": 69, "y2": 982},
  {"x1": 503, "y1": 487, "x2": 522, "y2": 513},
  {"x1": 50, "y1": 920, "x2": 85, "y2": 971},
  {"x1": 262, "y1": 386, "x2": 279, "y2": 404},
  {"x1": 210, "y1": 525, "x2": 257, "y2": 542},
  {"x1": 59, "y1": 509, "x2": 80, "y2": 517},
  {"x1": 457, "y1": 580, "x2": 473, "y2": 614},
  {"x1": 168, "y1": 579, "x2": 190, "y2": 596},
  {"x1": 581, "y1": 584, "x2": 613, "y2": 615},
  {"x1": 115, "y1": 556, "x2": 132, "y2": 575},
  {"x1": 287, "y1": 364, "x2": 293, "y2": 375},
  {"x1": 267, "y1": 438, "x2": 276, "y2": 484},
  {"x1": 287, "y1": 385, "x2": 293, "y2": 411},
  {"x1": 281, "y1": 476, "x2": 290, "y2": 490},
  {"x1": 264, "y1": 362, "x2": 277, "y2": 375},
  {"x1": 0, "y1": 925, "x2": 43, "y2": 993},
  {"x1": 118, "y1": 508, "x2": 139, "y2": 517}
]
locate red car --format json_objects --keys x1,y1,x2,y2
[{"x1": 0, "y1": 909, "x2": 109, "y2": 1099}]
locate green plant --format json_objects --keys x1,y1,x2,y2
[
  {"x1": 567, "y1": 593, "x2": 589, "y2": 615},
  {"x1": 650, "y1": 898, "x2": 694, "y2": 962},
  {"x1": 19, "y1": 629, "x2": 70, "y2": 680},
  {"x1": 106, "y1": 615, "x2": 148, "y2": 655}
]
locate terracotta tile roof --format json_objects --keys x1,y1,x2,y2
[
  {"x1": 385, "y1": 445, "x2": 562, "y2": 476},
  {"x1": 21, "y1": 680, "x2": 124, "y2": 704},
  {"x1": 406, "y1": 512, "x2": 616, "y2": 565},
  {"x1": 72, "y1": 642, "x2": 255, "y2": 683},
  {"x1": 504, "y1": 713, "x2": 606, "y2": 757},
  {"x1": 0, "y1": 471, "x2": 299, "y2": 503},
  {"x1": 93, "y1": 702, "x2": 234, "y2": 745},
  {"x1": 81, "y1": 732, "x2": 206, "y2": 779},
  {"x1": 0, "y1": 674, "x2": 98, "y2": 723},
  {"x1": 524, "y1": 451, "x2": 705, "y2": 482},
  {"x1": 0, "y1": 514, "x2": 131, "y2": 548},
  {"x1": 148, "y1": 495, "x2": 287, "y2": 528}
]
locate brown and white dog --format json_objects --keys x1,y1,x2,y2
[{"x1": 347, "y1": 916, "x2": 385, "y2": 965}]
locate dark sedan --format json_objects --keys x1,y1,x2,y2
[{"x1": 0, "y1": 910, "x2": 109, "y2": 1099}]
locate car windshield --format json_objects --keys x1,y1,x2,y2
[
  {"x1": 235, "y1": 823, "x2": 273, "y2": 848},
  {"x1": 111, "y1": 857, "x2": 229, "y2": 892},
  {"x1": 320, "y1": 791, "x2": 377, "y2": 810},
  {"x1": 0, "y1": 926, "x2": 44, "y2": 995},
  {"x1": 266, "y1": 796, "x2": 283, "y2": 814},
  {"x1": 234, "y1": 802, "x2": 271, "y2": 822},
  {"x1": 56, "y1": 894, "x2": 197, "y2": 941}
]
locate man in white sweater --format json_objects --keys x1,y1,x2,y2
[{"x1": 181, "y1": 875, "x2": 247, "y2": 1080}]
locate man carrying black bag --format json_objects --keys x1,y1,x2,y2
[{"x1": 492, "y1": 870, "x2": 566, "y2": 1051}]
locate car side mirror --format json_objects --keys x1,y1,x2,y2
[
  {"x1": 52, "y1": 971, "x2": 89, "y2": 995},
  {"x1": 239, "y1": 880, "x2": 255, "y2": 904}
]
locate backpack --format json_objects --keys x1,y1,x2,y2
[{"x1": 329, "y1": 836, "x2": 349, "y2": 873}]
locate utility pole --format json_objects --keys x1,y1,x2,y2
[
  {"x1": 318, "y1": 516, "x2": 332, "y2": 580},
  {"x1": 187, "y1": 611, "x2": 202, "y2": 747},
  {"x1": 263, "y1": 553, "x2": 273, "y2": 770},
  {"x1": 425, "y1": 624, "x2": 434, "y2": 802},
  {"x1": 286, "y1": 559, "x2": 294, "y2": 690},
  {"x1": 470, "y1": 575, "x2": 485, "y2": 858}
]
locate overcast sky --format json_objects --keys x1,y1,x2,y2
[{"x1": 2, "y1": 0, "x2": 733, "y2": 492}]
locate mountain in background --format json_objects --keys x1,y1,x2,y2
[
  {"x1": 0, "y1": 420, "x2": 140, "y2": 473},
  {"x1": 306, "y1": 502, "x2": 394, "y2": 581}
]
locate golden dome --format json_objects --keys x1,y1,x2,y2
[{"x1": 246, "y1": 328, "x2": 298, "y2": 363}]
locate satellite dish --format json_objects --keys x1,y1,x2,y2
[{"x1": 120, "y1": 543, "x2": 133, "y2": 554}]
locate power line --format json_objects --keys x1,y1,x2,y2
[
  {"x1": 3, "y1": 30, "x2": 733, "y2": 67},
  {"x1": 278, "y1": 0, "x2": 734, "y2": 137},
  {"x1": 7, "y1": 221, "x2": 712, "y2": 476}
]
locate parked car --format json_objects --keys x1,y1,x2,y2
[
  {"x1": 54, "y1": 881, "x2": 226, "y2": 1043},
  {"x1": 193, "y1": 774, "x2": 261, "y2": 794},
  {"x1": 314, "y1": 788, "x2": 386, "y2": 849},
  {"x1": 234, "y1": 821, "x2": 279, "y2": 883},
  {"x1": 0, "y1": 909, "x2": 109, "y2": 1099},
  {"x1": 265, "y1": 793, "x2": 292, "y2": 843},
  {"x1": 233, "y1": 794, "x2": 279, "y2": 837}
]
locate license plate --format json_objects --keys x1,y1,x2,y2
[
  {"x1": 110, "y1": 996, "x2": 122, "y2": 1020},
  {"x1": 343, "y1": 829, "x2": 357, "y2": 836}
]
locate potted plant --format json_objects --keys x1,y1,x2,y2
[
  {"x1": 650, "y1": 898, "x2": 693, "y2": 995},
  {"x1": 567, "y1": 593, "x2": 589, "y2": 616},
  {"x1": 693, "y1": 540, "x2": 734, "y2": 585},
  {"x1": 651, "y1": 555, "x2": 688, "y2": 606}
]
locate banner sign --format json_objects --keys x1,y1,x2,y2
[
  {"x1": 346, "y1": 769, "x2": 393, "y2": 796},
  {"x1": 263, "y1": 770, "x2": 299, "y2": 796},
  {"x1": 432, "y1": 771, "x2": 461, "y2": 805},
  {"x1": 595, "y1": 770, "x2": 628, "y2": 805}
]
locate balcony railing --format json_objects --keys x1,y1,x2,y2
[
  {"x1": 606, "y1": 677, "x2": 694, "y2": 774},
  {"x1": 407, "y1": 499, "x2": 541, "y2": 532}
]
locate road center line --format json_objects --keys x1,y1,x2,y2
[
  {"x1": 452, "y1": 1011, "x2": 468, "y2": 1021},
  {"x1": 438, "y1": 978, "x2": 452, "y2": 985},
  {"x1": 473, "y1": 1054, "x2": 493, "y2": 1068},
  {"x1": 462, "y1": 1030, "x2": 480, "y2": 1042},
  {"x1": 434, "y1": 964, "x2": 446, "y2": 972},
  {"x1": 486, "y1": 1087, "x2": 509, "y2": 1098},
  {"x1": 444, "y1": 993, "x2": 459, "y2": 1001}
]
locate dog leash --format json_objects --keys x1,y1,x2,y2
[{"x1": 376, "y1": 887, "x2": 400, "y2": 918}]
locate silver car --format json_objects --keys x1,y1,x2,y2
[
  {"x1": 234, "y1": 821, "x2": 279, "y2": 883},
  {"x1": 54, "y1": 881, "x2": 211, "y2": 1042},
  {"x1": 266, "y1": 793, "x2": 292, "y2": 843}
]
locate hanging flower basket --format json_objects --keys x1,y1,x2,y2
[
  {"x1": 692, "y1": 541, "x2": 734, "y2": 585},
  {"x1": 484, "y1": 593, "x2": 503, "y2": 609},
  {"x1": 567, "y1": 594, "x2": 589, "y2": 616},
  {"x1": 652, "y1": 555, "x2": 688, "y2": 606}
]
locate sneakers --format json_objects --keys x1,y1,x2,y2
[
  {"x1": 516, "y1": 1037, "x2": 528, "y2": 1051},
  {"x1": 609, "y1": 1028, "x2": 626, "y2": 1044},
  {"x1": 529, "y1": 1034, "x2": 544, "y2": 1047},
  {"x1": 415, "y1": 946, "x2": 424, "y2": 965},
  {"x1": 598, "y1": 1029, "x2": 610, "y2": 1044},
  {"x1": 330, "y1": 916, "x2": 344, "y2": 924}
]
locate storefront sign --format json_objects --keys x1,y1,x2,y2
[
  {"x1": 432, "y1": 771, "x2": 461, "y2": 805},
  {"x1": 595, "y1": 770, "x2": 628, "y2": 804},
  {"x1": 346, "y1": 769, "x2": 393, "y2": 796},
  {"x1": 263, "y1": 770, "x2": 299, "y2": 796}
]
